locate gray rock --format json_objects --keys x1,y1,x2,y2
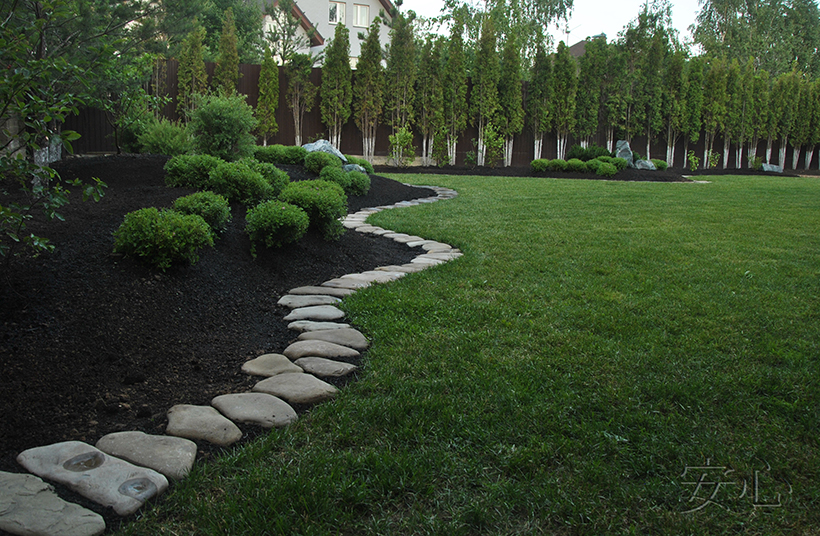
[
  {"x1": 298, "y1": 328, "x2": 369, "y2": 350},
  {"x1": 283, "y1": 340, "x2": 360, "y2": 360},
  {"x1": 634, "y1": 159, "x2": 657, "y2": 170},
  {"x1": 294, "y1": 357, "x2": 358, "y2": 377},
  {"x1": 321, "y1": 277, "x2": 371, "y2": 289},
  {"x1": 615, "y1": 140, "x2": 633, "y2": 168},
  {"x1": 165, "y1": 405, "x2": 243, "y2": 447},
  {"x1": 277, "y1": 294, "x2": 341, "y2": 309},
  {"x1": 0, "y1": 471, "x2": 106, "y2": 536},
  {"x1": 302, "y1": 139, "x2": 347, "y2": 163},
  {"x1": 16, "y1": 441, "x2": 168, "y2": 517},
  {"x1": 212, "y1": 393, "x2": 297, "y2": 428},
  {"x1": 95, "y1": 432, "x2": 196, "y2": 481},
  {"x1": 762, "y1": 163, "x2": 783, "y2": 173},
  {"x1": 343, "y1": 163, "x2": 366, "y2": 173},
  {"x1": 253, "y1": 373, "x2": 338, "y2": 404},
  {"x1": 288, "y1": 286, "x2": 355, "y2": 298},
  {"x1": 283, "y1": 305, "x2": 346, "y2": 322},
  {"x1": 287, "y1": 320, "x2": 351, "y2": 332},
  {"x1": 242, "y1": 353, "x2": 304, "y2": 376}
]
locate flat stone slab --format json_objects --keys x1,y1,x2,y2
[
  {"x1": 166, "y1": 405, "x2": 242, "y2": 446},
  {"x1": 16, "y1": 441, "x2": 168, "y2": 517},
  {"x1": 294, "y1": 357, "x2": 358, "y2": 377},
  {"x1": 95, "y1": 432, "x2": 197, "y2": 481},
  {"x1": 287, "y1": 320, "x2": 351, "y2": 332},
  {"x1": 277, "y1": 294, "x2": 341, "y2": 309},
  {"x1": 0, "y1": 471, "x2": 106, "y2": 536},
  {"x1": 283, "y1": 305, "x2": 346, "y2": 322},
  {"x1": 242, "y1": 353, "x2": 303, "y2": 377},
  {"x1": 298, "y1": 328, "x2": 369, "y2": 350},
  {"x1": 283, "y1": 340, "x2": 360, "y2": 360},
  {"x1": 253, "y1": 373, "x2": 338, "y2": 404},
  {"x1": 321, "y1": 278, "x2": 370, "y2": 289},
  {"x1": 422, "y1": 242, "x2": 453, "y2": 252},
  {"x1": 359, "y1": 270, "x2": 406, "y2": 282},
  {"x1": 212, "y1": 393, "x2": 297, "y2": 429},
  {"x1": 288, "y1": 286, "x2": 355, "y2": 298}
]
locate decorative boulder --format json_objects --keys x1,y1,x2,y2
[
  {"x1": 343, "y1": 163, "x2": 366, "y2": 174},
  {"x1": 761, "y1": 163, "x2": 783, "y2": 173},
  {"x1": 302, "y1": 140, "x2": 347, "y2": 164},
  {"x1": 615, "y1": 140, "x2": 634, "y2": 168},
  {"x1": 634, "y1": 159, "x2": 657, "y2": 170}
]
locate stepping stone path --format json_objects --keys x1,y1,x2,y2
[{"x1": 0, "y1": 184, "x2": 458, "y2": 535}]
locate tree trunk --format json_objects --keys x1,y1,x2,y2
[
  {"x1": 533, "y1": 135, "x2": 543, "y2": 161},
  {"x1": 766, "y1": 135, "x2": 773, "y2": 163},
  {"x1": 504, "y1": 136, "x2": 514, "y2": 167},
  {"x1": 791, "y1": 145, "x2": 801, "y2": 170},
  {"x1": 477, "y1": 120, "x2": 486, "y2": 167},
  {"x1": 606, "y1": 127, "x2": 615, "y2": 153},
  {"x1": 723, "y1": 134, "x2": 730, "y2": 169},
  {"x1": 779, "y1": 135, "x2": 788, "y2": 167},
  {"x1": 683, "y1": 138, "x2": 689, "y2": 168},
  {"x1": 805, "y1": 146, "x2": 815, "y2": 170},
  {"x1": 447, "y1": 136, "x2": 457, "y2": 166}
]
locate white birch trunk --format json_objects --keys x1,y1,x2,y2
[
  {"x1": 735, "y1": 145, "x2": 742, "y2": 169},
  {"x1": 766, "y1": 136, "x2": 773, "y2": 163},
  {"x1": 645, "y1": 137, "x2": 651, "y2": 162},
  {"x1": 606, "y1": 127, "x2": 615, "y2": 153},
  {"x1": 477, "y1": 121, "x2": 486, "y2": 167},
  {"x1": 580, "y1": 139, "x2": 588, "y2": 149},
  {"x1": 779, "y1": 135, "x2": 788, "y2": 167},
  {"x1": 723, "y1": 136, "x2": 730, "y2": 169},
  {"x1": 805, "y1": 147, "x2": 815, "y2": 169},
  {"x1": 504, "y1": 137, "x2": 514, "y2": 167},
  {"x1": 533, "y1": 135, "x2": 543, "y2": 161},
  {"x1": 792, "y1": 145, "x2": 801, "y2": 170},
  {"x1": 747, "y1": 141, "x2": 756, "y2": 167},
  {"x1": 447, "y1": 137, "x2": 457, "y2": 166}
]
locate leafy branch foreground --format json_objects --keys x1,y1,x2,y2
[{"x1": 116, "y1": 175, "x2": 820, "y2": 535}]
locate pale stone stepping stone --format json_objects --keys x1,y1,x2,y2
[
  {"x1": 294, "y1": 357, "x2": 358, "y2": 378},
  {"x1": 253, "y1": 373, "x2": 338, "y2": 404},
  {"x1": 95, "y1": 432, "x2": 197, "y2": 481},
  {"x1": 298, "y1": 328, "x2": 369, "y2": 350},
  {"x1": 424, "y1": 251, "x2": 463, "y2": 261},
  {"x1": 212, "y1": 393, "x2": 297, "y2": 429},
  {"x1": 411, "y1": 256, "x2": 446, "y2": 265},
  {"x1": 0, "y1": 471, "x2": 106, "y2": 536},
  {"x1": 166, "y1": 405, "x2": 242, "y2": 447},
  {"x1": 359, "y1": 270, "x2": 406, "y2": 283},
  {"x1": 283, "y1": 305, "x2": 346, "y2": 322},
  {"x1": 242, "y1": 353, "x2": 303, "y2": 377},
  {"x1": 374, "y1": 264, "x2": 418, "y2": 273},
  {"x1": 422, "y1": 242, "x2": 453, "y2": 252},
  {"x1": 288, "y1": 286, "x2": 355, "y2": 298},
  {"x1": 16, "y1": 441, "x2": 168, "y2": 517},
  {"x1": 283, "y1": 340, "x2": 360, "y2": 360},
  {"x1": 277, "y1": 294, "x2": 341, "y2": 309},
  {"x1": 321, "y1": 277, "x2": 370, "y2": 290},
  {"x1": 287, "y1": 320, "x2": 351, "y2": 332}
]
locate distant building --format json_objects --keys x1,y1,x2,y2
[{"x1": 568, "y1": 33, "x2": 606, "y2": 58}]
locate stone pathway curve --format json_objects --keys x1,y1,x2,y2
[{"x1": 0, "y1": 185, "x2": 459, "y2": 535}]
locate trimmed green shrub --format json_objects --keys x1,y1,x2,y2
[
  {"x1": 189, "y1": 94, "x2": 257, "y2": 161},
  {"x1": 566, "y1": 158, "x2": 586, "y2": 172},
  {"x1": 531, "y1": 159, "x2": 550, "y2": 173},
  {"x1": 138, "y1": 118, "x2": 190, "y2": 156},
  {"x1": 546, "y1": 159, "x2": 568, "y2": 172},
  {"x1": 651, "y1": 159, "x2": 668, "y2": 170},
  {"x1": 584, "y1": 158, "x2": 603, "y2": 174},
  {"x1": 164, "y1": 154, "x2": 225, "y2": 189},
  {"x1": 319, "y1": 166, "x2": 352, "y2": 191},
  {"x1": 173, "y1": 191, "x2": 231, "y2": 233},
  {"x1": 207, "y1": 161, "x2": 273, "y2": 204},
  {"x1": 596, "y1": 162, "x2": 618, "y2": 178},
  {"x1": 567, "y1": 144, "x2": 612, "y2": 161},
  {"x1": 254, "y1": 144, "x2": 308, "y2": 165},
  {"x1": 610, "y1": 157, "x2": 628, "y2": 171},
  {"x1": 344, "y1": 155, "x2": 374, "y2": 174},
  {"x1": 242, "y1": 159, "x2": 290, "y2": 197},
  {"x1": 347, "y1": 170, "x2": 370, "y2": 196},
  {"x1": 304, "y1": 151, "x2": 343, "y2": 175},
  {"x1": 245, "y1": 200, "x2": 309, "y2": 257},
  {"x1": 279, "y1": 180, "x2": 347, "y2": 241},
  {"x1": 113, "y1": 207, "x2": 214, "y2": 270}
]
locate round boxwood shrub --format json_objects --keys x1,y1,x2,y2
[
  {"x1": 242, "y1": 159, "x2": 290, "y2": 197},
  {"x1": 347, "y1": 170, "x2": 370, "y2": 196},
  {"x1": 113, "y1": 207, "x2": 214, "y2": 270},
  {"x1": 344, "y1": 155, "x2": 374, "y2": 174},
  {"x1": 546, "y1": 159, "x2": 568, "y2": 172},
  {"x1": 189, "y1": 94, "x2": 257, "y2": 161},
  {"x1": 279, "y1": 179, "x2": 347, "y2": 241},
  {"x1": 254, "y1": 144, "x2": 308, "y2": 165},
  {"x1": 596, "y1": 162, "x2": 618, "y2": 178},
  {"x1": 173, "y1": 191, "x2": 232, "y2": 233},
  {"x1": 164, "y1": 154, "x2": 225, "y2": 189},
  {"x1": 584, "y1": 158, "x2": 603, "y2": 174},
  {"x1": 611, "y1": 157, "x2": 628, "y2": 171},
  {"x1": 566, "y1": 158, "x2": 586, "y2": 172},
  {"x1": 651, "y1": 159, "x2": 668, "y2": 170},
  {"x1": 207, "y1": 161, "x2": 274, "y2": 205},
  {"x1": 531, "y1": 159, "x2": 550, "y2": 173},
  {"x1": 304, "y1": 151, "x2": 343, "y2": 175},
  {"x1": 319, "y1": 165, "x2": 352, "y2": 191},
  {"x1": 245, "y1": 200, "x2": 309, "y2": 257}
]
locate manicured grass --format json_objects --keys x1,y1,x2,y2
[{"x1": 117, "y1": 175, "x2": 820, "y2": 535}]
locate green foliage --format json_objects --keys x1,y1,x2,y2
[
  {"x1": 706, "y1": 149, "x2": 721, "y2": 169},
  {"x1": 596, "y1": 161, "x2": 618, "y2": 177},
  {"x1": 344, "y1": 156, "x2": 374, "y2": 174},
  {"x1": 568, "y1": 144, "x2": 612, "y2": 161},
  {"x1": 245, "y1": 200, "x2": 309, "y2": 256},
  {"x1": 164, "y1": 154, "x2": 225, "y2": 189},
  {"x1": 214, "y1": 8, "x2": 241, "y2": 96},
  {"x1": 319, "y1": 166, "x2": 352, "y2": 191},
  {"x1": 278, "y1": 180, "x2": 347, "y2": 241},
  {"x1": 566, "y1": 158, "x2": 587, "y2": 172},
  {"x1": 242, "y1": 159, "x2": 290, "y2": 197},
  {"x1": 389, "y1": 127, "x2": 416, "y2": 168},
  {"x1": 471, "y1": 15, "x2": 500, "y2": 166},
  {"x1": 138, "y1": 118, "x2": 190, "y2": 156},
  {"x1": 546, "y1": 159, "x2": 568, "y2": 172},
  {"x1": 353, "y1": 20, "x2": 385, "y2": 162},
  {"x1": 442, "y1": 15, "x2": 468, "y2": 165},
  {"x1": 321, "y1": 22, "x2": 353, "y2": 148},
  {"x1": 599, "y1": 156, "x2": 628, "y2": 171},
  {"x1": 256, "y1": 47, "x2": 279, "y2": 144},
  {"x1": 482, "y1": 123, "x2": 504, "y2": 168},
  {"x1": 112, "y1": 208, "x2": 214, "y2": 270},
  {"x1": 286, "y1": 53, "x2": 318, "y2": 146},
  {"x1": 305, "y1": 151, "x2": 343, "y2": 175},
  {"x1": 651, "y1": 159, "x2": 668, "y2": 170},
  {"x1": 347, "y1": 171, "x2": 371, "y2": 196},
  {"x1": 189, "y1": 94, "x2": 258, "y2": 161},
  {"x1": 687, "y1": 150, "x2": 700, "y2": 171},
  {"x1": 207, "y1": 161, "x2": 273, "y2": 204},
  {"x1": 552, "y1": 41, "x2": 577, "y2": 158},
  {"x1": 751, "y1": 156, "x2": 764, "y2": 171},
  {"x1": 531, "y1": 159, "x2": 550, "y2": 173},
  {"x1": 528, "y1": 45, "x2": 553, "y2": 141},
  {"x1": 177, "y1": 23, "x2": 208, "y2": 119},
  {"x1": 253, "y1": 145, "x2": 307, "y2": 165},
  {"x1": 497, "y1": 32, "x2": 524, "y2": 158},
  {"x1": 173, "y1": 191, "x2": 232, "y2": 233},
  {"x1": 584, "y1": 158, "x2": 603, "y2": 174},
  {"x1": 385, "y1": 8, "x2": 417, "y2": 132}
]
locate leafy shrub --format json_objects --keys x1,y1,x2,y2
[
  {"x1": 651, "y1": 159, "x2": 668, "y2": 170},
  {"x1": 482, "y1": 123, "x2": 504, "y2": 168},
  {"x1": 207, "y1": 161, "x2": 273, "y2": 204},
  {"x1": 596, "y1": 162, "x2": 618, "y2": 178},
  {"x1": 389, "y1": 126, "x2": 415, "y2": 167},
  {"x1": 319, "y1": 165, "x2": 352, "y2": 191},
  {"x1": 254, "y1": 144, "x2": 307, "y2": 165},
  {"x1": 245, "y1": 200, "x2": 309, "y2": 257},
  {"x1": 751, "y1": 156, "x2": 764, "y2": 171},
  {"x1": 567, "y1": 144, "x2": 612, "y2": 161},
  {"x1": 546, "y1": 159, "x2": 568, "y2": 172},
  {"x1": 687, "y1": 150, "x2": 700, "y2": 171},
  {"x1": 164, "y1": 154, "x2": 225, "y2": 189},
  {"x1": 610, "y1": 157, "x2": 628, "y2": 171},
  {"x1": 347, "y1": 170, "x2": 370, "y2": 196},
  {"x1": 344, "y1": 155, "x2": 374, "y2": 174},
  {"x1": 113, "y1": 207, "x2": 214, "y2": 270},
  {"x1": 305, "y1": 151, "x2": 343, "y2": 175},
  {"x1": 566, "y1": 158, "x2": 586, "y2": 172},
  {"x1": 279, "y1": 180, "x2": 347, "y2": 241},
  {"x1": 531, "y1": 159, "x2": 550, "y2": 173},
  {"x1": 138, "y1": 118, "x2": 190, "y2": 156},
  {"x1": 189, "y1": 94, "x2": 257, "y2": 161},
  {"x1": 173, "y1": 191, "x2": 231, "y2": 233},
  {"x1": 584, "y1": 158, "x2": 603, "y2": 174},
  {"x1": 242, "y1": 159, "x2": 290, "y2": 197}
]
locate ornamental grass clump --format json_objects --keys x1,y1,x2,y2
[
  {"x1": 172, "y1": 191, "x2": 232, "y2": 233},
  {"x1": 279, "y1": 179, "x2": 347, "y2": 241},
  {"x1": 253, "y1": 144, "x2": 307, "y2": 165},
  {"x1": 304, "y1": 151, "x2": 343, "y2": 175},
  {"x1": 164, "y1": 154, "x2": 225, "y2": 189},
  {"x1": 113, "y1": 207, "x2": 214, "y2": 270},
  {"x1": 245, "y1": 200, "x2": 309, "y2": 257},
  {"x1": 207, "y1": 161, "x2": 274, "y2": 205}
]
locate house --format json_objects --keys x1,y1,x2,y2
[{"x1": 263, "y1": 0, "x2": 396, "y2": 66}]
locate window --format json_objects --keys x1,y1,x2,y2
[
  {"x1": 329, "y1": 1, "x2": 345, "y2": 24},
  {"x1": 354, "y1": 4, "x2": 369, "y2": 27}
]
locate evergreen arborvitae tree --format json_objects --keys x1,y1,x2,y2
[
  {"x1": 442, "y1": 13, "x2": 468, "y2": 166},
  {"x1": 353, "y1": 20, "x2": 384, "y2": 162},
  {"x1": 702, "y1": 58, "x2": 728, "y2": 168},
  {"x1": 471, "y1": 15, "x2": 500, "y2": 167},
  {"x1": 772, "y1": 67, "x2": 801, "y2": 167},
  {"x1": 528, "y1": 45, "x2": 552, "y2": 160},
  {"x1": 385, "y1": 8, "x2": 416, "y2": 133},
  {"x1": 320, "y1": 22, "x2": 352, "y2": 149},
  {"x1": 256, "y1": 45, "x2": 279, "y2": 146},
  {"x1": 748, "y1": 67, "x2": 770, "y2": 165},
  {"x1": 730, "y1": 58, "x2": 754, "y2": 168},
  {"x1": 804, "y1": 79, "x2": 820, "y2": 169},
  {"x1": 639, "y1": 31, "x2": 665, "y2": 160},
  {"x1": 214, "y1": 8, "x2": 240, "y2": 96},
  {"x1": 601, "y1": 43, "x2": 627, "y2": 152},
  {"x1": 177, "y1": 23, "x2": 208, "y2": 120},
  {"x1": 722, "y1": 59, "x2": 741, "y2": 168},
  {"x1": 498, "y1": 32, "x2": 524, "y2": 167},
  {"x1": 286, "y1": 53, "x2": 317, "y2": 146},
  {"x1": 663, "y1": 49, "x2": 686, "y2": 167},
  {"x1": 552, "y1": 40, "x2": 577, "y2": 160},
  {"x1": 575, "y1": 36, "x2": 606, "y2": 149},
  {"x1": 416, "y1": 37, "x2": 445, "y2": 166},
  {"x1": 683, "y1": 57, "x2": 704, "y2": 164}
]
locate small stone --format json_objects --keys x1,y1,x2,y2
[
  {"x1": 423, "y1": 251, "x2": 463, "y2": 261},
  {"x1": 298, "y1": 328, "x2": 369, "y2": 350},
  {"x1": 277, "y1": 294, "x2": 341, "y2": 309},
  {"x1": 288, "y1": 286, "x2": 355, "y2": 298},
  {"x1": 166, "y1": 405, "x2": 242, "y2": 447},
  {"x1": 95, "y1": 431, "x2": 197, "y2": 481},
  {"x1": 421, "y1": 242, "x2": 452, "y2": 252},
  {"x1": 359, "y1": 270, "x2": 406, "y2": 283},
  {"x1": 411, "y1": 256, "x2": 446, "y2": 265},
  {"x1": 283, "y1": 340, "x2": 360, "y2": 360},
  {"x1": 321, "y1": 277, "x2": 370, "y2": 289},
  {"x1": 253, "y1": 373, "x2": 338, "y2": 404},
  {"x1": 0, "y1": 471, "x2": 106, "y2": 536},
  {"x1": 294, "y1": 357, "x2": 358, "y2": 377},
  {"x1": 242, "y1": 353, "x2": 303, "y2": 377},
  {"x1": 287, "y1": 320, "x2": 351, "y2": 332},
  {"x1": 283, "y1": 305, "x2": 346, "y2": 322},
  {"x1": 212, "y1": 393, "x2": 297, "y2": 429}
]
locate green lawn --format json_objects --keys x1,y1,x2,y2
[{"x1": 118, "y1": 174, "x2": 820, "y2": 535}]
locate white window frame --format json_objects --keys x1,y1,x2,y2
[
  {"x1": 353, "y1": 4, "x2": 369, "y2": 27},
  {"x1": 329, "y1": 1, "x2": 345, "y2": 24}
]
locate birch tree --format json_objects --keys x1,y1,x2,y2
[
  {"x1": 552, "y1": 40, "x2": 576, "y2": 160},
  {"x1": 682, "y1": 57, "x2": 704, "y2": 164},
  {"x1": 721, "y1": 59, "x2": 740, "y2": 168},
  {"x1": 728, "y1": 58, "x2": 754, "y2": 168},
  {"x1": 471, "y1": 15, "x2": 500, "y2": 166},
  {"x1": 497, "y1": 32, "x2": 524, "y2": 166},
  {"x1": 747, "y1": 67, "x2": 769, "y2": 166},
  {"x1": 702, "y1": 58, "x2": 728, "y2": 168},
  {"x1": 442, "y1": 13, "x2": 468, "y2": 166},
  {"x1": 320, "y1": 22, "x2": 352, "y2": 149},
  {"x1": 662, "y1": 49, "x2": 686, "y2": 166},
  {"x1": 575, "y1": 36, "x2": 606, "y2": 149},
  {"x1": 790, "y1": 75, "x2": 812, "y2": 169},
  {"x1": 353, "y1": 20, "x2": 384, "y2": 162},
  {"x1": 286, "y1": 53, "x2": 317, "y2": 146},
  {"x1": 416, "y1": 37, "x2": 445, "y2": 166},
  {"x1": 772, "y1": 67, "x2": 800, "y2": 167},
  {"x1": 527, "y1": 45, "x2": 552, "y2": 160},
  {"x1": 805, "y1": 80, "x2": 820, "y2": 169}
]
